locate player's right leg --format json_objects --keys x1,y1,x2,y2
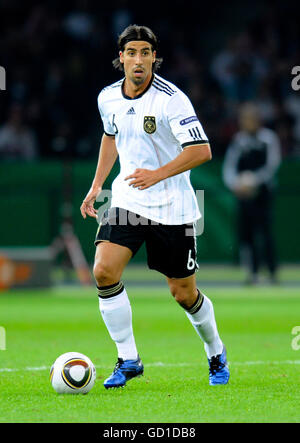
[
  {"x1": 93, "y1": 240, "x2": 132, "y2": 287},
  {"x1": 94, "y1": 242, "x2": 143, "y2": 388},
  {"x1": 93, "y1": 208, "x2": 145, "y2": 389}
]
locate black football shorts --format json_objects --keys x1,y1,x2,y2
[{"x1": 94, "y1": 207, "x2": 198, "y2": 279}]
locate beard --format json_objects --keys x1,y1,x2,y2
[
  {"x1": 129, "y1": 67, "x2": 147, "y2": 86},
  {"x1": 130, "y1": 75, "x2": 146, "y2": 86}
]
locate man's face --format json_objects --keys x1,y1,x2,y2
[
  {"x1": 239, "y1": 107, "x2": 260, "y2": 133},
  {"x1": 119, "y1": 41, "x2": 156, "y2": 86}
]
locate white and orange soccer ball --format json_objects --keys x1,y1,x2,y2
[{"x1": 50, "y1": 352, "x2": 96, "y2": 394}]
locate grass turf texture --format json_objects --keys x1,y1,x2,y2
[{"x1": 0, "y1": 285, "x2": 299, "y2": 423}]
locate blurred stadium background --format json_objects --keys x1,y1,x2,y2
[{"x1": 0, "y1": 0, "x2": 300, "y2": 289}]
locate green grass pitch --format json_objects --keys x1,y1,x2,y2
[{"x1": 0, "y1": 284, "x2": 300, "y2": 423}]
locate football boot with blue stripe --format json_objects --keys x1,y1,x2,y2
[
  {"x1": 208, "y1": 345, "x2": 230, "y2": 386},
  {"x1": 104, "y1": 356, "x2": 144, "y2": 389}
]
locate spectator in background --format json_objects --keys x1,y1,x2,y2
[
  {"x1": 211, "y1": 32, "x2": 269, "y2": 106},
  {"x1": 0, "y1": 103, "x2": 38, "y2": 162},
  {"x1": 0, "y1": 2, "x2": 299, "y2": 159},
  {"x1": 223, "y1": 103, "x2": 281, "y2": 285}
]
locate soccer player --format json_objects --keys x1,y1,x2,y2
[{"x1": 80, "y1": 25, "x2": 229, "y2": 387}]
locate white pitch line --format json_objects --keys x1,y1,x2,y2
[{"x1": 0, "y1": 360, "x2": 300, "y2": 373}]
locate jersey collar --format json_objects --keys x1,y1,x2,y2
[{"x1": 121, "y1": 74, "x2": 154, "y2": 100}]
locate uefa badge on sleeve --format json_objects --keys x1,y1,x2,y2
[{"x1": 144, "y1": 116, "x2": 156, "y2": 134}]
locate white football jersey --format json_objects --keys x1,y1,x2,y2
[{"x1": 97, "y1": 74, "x2": 209, "y2": 225}]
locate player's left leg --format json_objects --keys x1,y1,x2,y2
[
  {"x1": 167, "y1": 274, "x2": 223, "y2": 358},
  {"x1": 167, "y1": 274, "x2": 229, "y2": 385},
  {"x1": 146, "y1": 221, "x2": 229, "y2": 385}
]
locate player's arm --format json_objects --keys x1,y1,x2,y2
[
  {"x1": 125, "y1": 143, "x2": 211, "y2": 190},
  {"x1": 126, "y1": 91, "x2": 213, "y2": 189},
  {"x1": 158, "y1": 142, "x2": 212, "y2": 179},
  {"x1": 80, "y1": 134, "x2": 118, "y2": 219}
]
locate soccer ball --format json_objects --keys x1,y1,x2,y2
[{"x1": 50, "y1": 352, "x2": 96, "y2": 394}]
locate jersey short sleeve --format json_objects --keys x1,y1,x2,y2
[
  {"x1": 166, "y1": 91, "x2": 209, "y2": 148},
  {"x1": 97, "y1": 91, "x2": 115, "y2": 136}
]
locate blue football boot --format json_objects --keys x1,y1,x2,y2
[
  {"x1": 104, "y1": 356, "x2": 144, "y2": 389},
  {"x1": 208, "y1": 346, "x2": 230, "y2": 386}
]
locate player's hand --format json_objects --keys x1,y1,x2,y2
[
  {"x1": 80, "y1": 187, "x2": 101, "y2": 219},
  {"x1": 125, "y1": 168, "x2": 164, "y2": 190}
]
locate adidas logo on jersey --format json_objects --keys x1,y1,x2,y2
[{"x1": 127, "y1": 107, "x2": 136, "y2": 115}]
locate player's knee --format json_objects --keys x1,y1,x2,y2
[
  {"x1": 169, "y1": 281, "x2": 195, "y2": 308},
  {"x1": 174, "y1": 292, "x2": 191, "y2": 309},
  {"x1": 93, "y1": 261, "x2": 115, "y2": 286}
]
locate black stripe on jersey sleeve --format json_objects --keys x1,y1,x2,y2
[
  {"x1": 153, "y1": 79, "x2": 176, "y2": 95},
  {"x1": 104, "y1": 131, "x2": 115, "y2": 137},
  {"x1": 152, "y1": 83, "x2": 173, "y2": 96},
  {"x1": 181, "y1": 140, "x2": 209, "y2": 148},
  {"x1": 191, "y1": 127, "x2": 198, "y2": 140},
  {"x1": 153, "y1": 77, "x2": 175, "y2": 94},
  {"x1": 195, "y1": 126, "x2": 203, "y2": 140},
  {"x1": 188, "y1": 126, "x2": 205, "y2": 141},
  {"x1": 188, "y1": 129, "x2": 195, "y2": 140}
]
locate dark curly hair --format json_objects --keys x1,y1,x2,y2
[{"x1": 112, "y1": 24, "x2": 163, "y2": 73}]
